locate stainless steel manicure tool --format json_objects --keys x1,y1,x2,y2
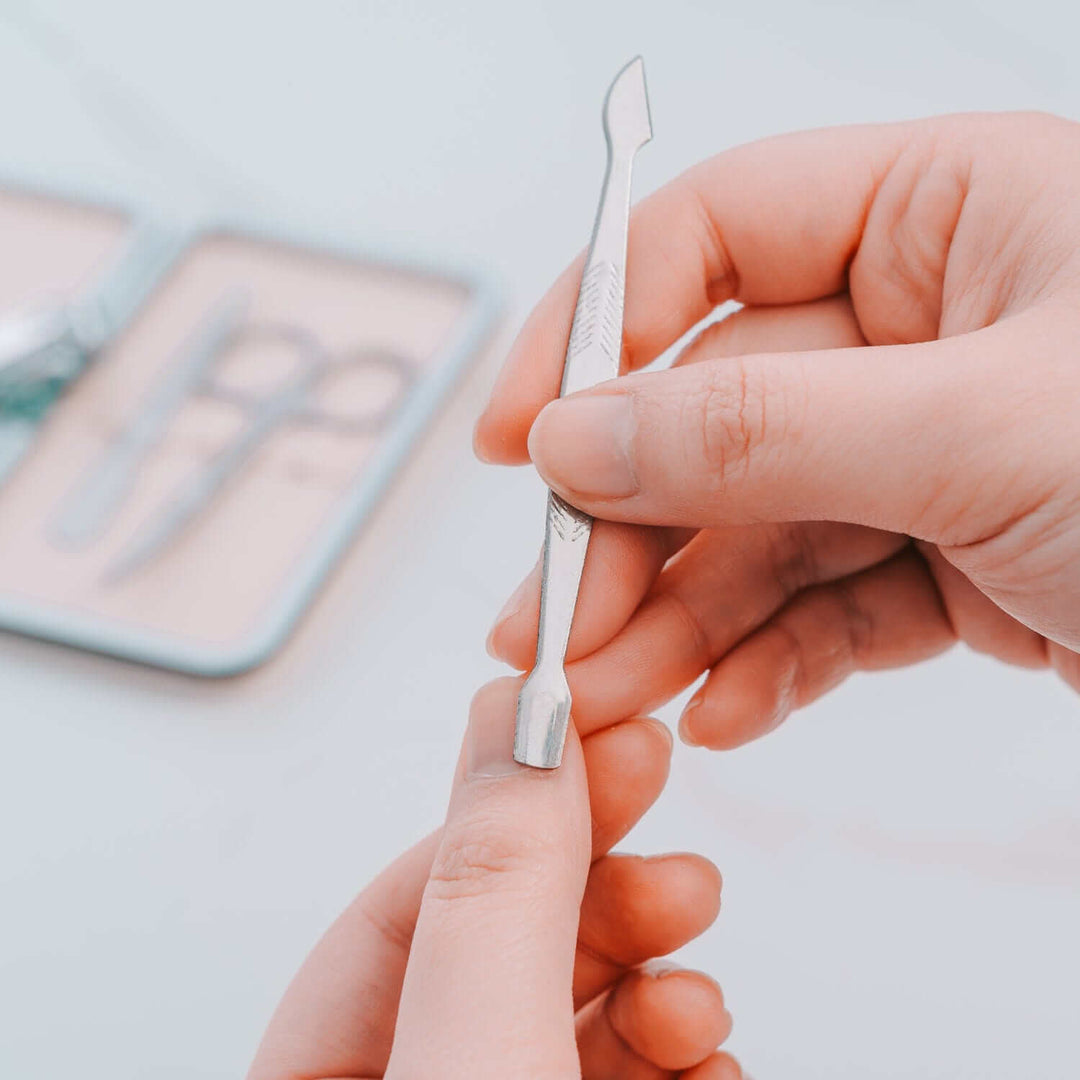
[
  {"x1": 55, "y1": 289, "x2": 253, "y2": 546},
  {"x1": 514, "y1": 56, "x2": 652, "y2": 769},
  {"x1": 0, "y1": 221, "x2": 182, "y2": 484},
  {"x1": 92, "y1": 302, "x2": 416, "y2": 582}
]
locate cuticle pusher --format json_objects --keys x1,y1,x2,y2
[{"x1": 514, "y1": 56, "x2": 652, "y2": 769}]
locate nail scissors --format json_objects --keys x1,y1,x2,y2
[{"x1": 56, "y1": 291, "x2": 416, "y2": 580}]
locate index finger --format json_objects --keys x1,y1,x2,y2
[
  {"x1": 474, "y1": 120, "x2": 910, "y2": 463},
  {"x1": 246, "y1": 709, "x2": 675, "y2": 1080},
  {"x1": 385, "y1": 678, "x2": 591, "y2": 1079}
]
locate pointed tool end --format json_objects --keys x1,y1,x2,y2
[{"x1": 603, "y1": 55, "x2": 652, "y2": 153}]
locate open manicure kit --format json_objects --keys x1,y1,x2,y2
[{"x1": 0, "y1": 182, "x2": 498, "y2": 674}]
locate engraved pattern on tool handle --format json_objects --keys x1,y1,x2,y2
[
  {"x1": 549, "y1": 492, "x2": 591, "y2": 542},
  {"x1": 565, "y1": 261, "x2": 625, "y2": 379}
]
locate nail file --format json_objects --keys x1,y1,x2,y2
[{"x1": 513, "y1": 57, "x2": 652, "y2": 768}]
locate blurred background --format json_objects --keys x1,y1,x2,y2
[{"x1": 1, "y1": 2, "x2": 1078, "y2": 1077}]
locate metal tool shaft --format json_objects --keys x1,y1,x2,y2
[
  {"x1": 55, "y1": 291, "x2": 250, "y2": 546},
  {"x1": 514, "y1": 57, "x2": 652, "y2": 768}
]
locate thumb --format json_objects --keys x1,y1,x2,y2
[
  {"x1": 385, "y1": 677, "x2": 591, "y2": 1080},
  {"x1": 526, "y1": 319, "x2": 1039, "y2": 546}
]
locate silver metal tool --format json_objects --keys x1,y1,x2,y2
[
  {"x1": 54, "y1": 289, "x2": 253, "y2": 546},
  {"x1": 514, "y1": 56, "x2": 652, "y2": 768},
  {"x1": 0, "y1": 221, "x2": 181, "y2": 483},
  {"x1": 94, "y1": 305, "x2": 415, "y2": 582}
]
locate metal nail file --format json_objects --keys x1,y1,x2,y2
[{"x1": 514, "y1": 56, "x2": 652, "y2": 769}]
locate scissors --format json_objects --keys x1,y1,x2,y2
[{"x1": 56, "y1": 291, "x2": 416, "y2": 580}]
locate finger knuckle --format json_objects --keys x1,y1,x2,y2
[
  {"x1": 426, "y1": 814, "x2": 546, "y2": 903},
  {"x1": 832, "y1": 578, "x2": 876, "y2": 664},
  {"x1": 765, "y1": 523, "x2": 823, "y2": 596},
  {"x1": 855, "y1": 134, "x2": 968, "y2": 343},
  {"x1": 655, "y1": 589, "x2": 714, "y2": 667},
  {"x1": 687, "y1": 357, "x2": 770, "y2": 492}
]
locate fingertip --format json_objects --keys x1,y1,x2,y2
[
  {"x1": 471, "y1": 412, "x2": 494, "y2": 462},
  {"x1": 578, "y1": 850, "x2": 723, "y2": 977},
  {"x1": 485, "y1": 560, "x2": 541, "y2": 668},
  {"x1": 642, "y1": 715, "x2": 674, "y2": 756},
  {"x1": 680, "y1": 851, "x2": 724, "y2": 922},
  {"x1": 682, "y1": 1051, "x2": 745, "y2": 1079},
  {"x1": 524, "y1": 397, "x2": 553, "y2": 466},
  {"x1": 462, "y1": 674, "x2": 585, "y2": 782},
  {"x1": 466, "y1": 675, "x2": 523, "y2": 723},
  {"x1": 606, "y1": 966, "x2": 732, "y2": 1070},
  {"x1": 679, "y1": 699, "x2": 704, "y2": 747},
  {"x1": 679, "y1": 664, "x2": 792, "y2": 751},
  {"x1": 525, "y1": 394, "x2": 583, "y2": 480},
  {"x1": 642, "y1": 851, "x2": 723, "y2": 929},
  {"x1": 582, "y1": 717, "x2": 672, "y2": 854},
  {"x1": 527, "y1": 390, "x2": 639, "y2": 505},
  {"x1": 463, "y1": 677, "x2": 530, "y2": 779},
  {"x1": 476, "y1": 257, "x2": 583, "y2": 469},
  {"x1": 472, "y1": 408, "x2": 531, "y2": 465},
  {"x1": 484, "y1": 623, "x2": 506, "y2": 662},
  {"x1": 485, "y1": 616, "x2": 533, "y2": 669},
  {"x1": 484, "y1": 620, "x2": 520, "y2": 668}
]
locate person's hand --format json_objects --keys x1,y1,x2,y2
[
  {"x1": 477, "y1": 112, "x2": 1080, "y2": 750},
  {"x1": 247, "y1": 678, "x2": 741, "y2": 1080}
]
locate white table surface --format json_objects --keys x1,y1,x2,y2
[{"x1": 0, "y1": 2, "x2": 1078, "y2": 1077}]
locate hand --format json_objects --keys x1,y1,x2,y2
[
  {"x1": 477, "y1": 112, "x2": 1080, "y2": 750},
  {"x1": 247, "y1": 678, "x2": 741, "y2": 1079}
]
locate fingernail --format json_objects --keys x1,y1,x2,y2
[
  {"x1": 679, "y1": 689, "x2": 705, "y2": 747},
  {"x1": 642, "y1": 959, "x2": 683, "y2": 979},
  {"x1": 484, "y1": 627, "x2": 506, "y2": 662},
  {"x1": 527, "y1": 393, "x2": 638, "y2": 500},
  {"x1": 472, "y1": 418, "x2": 494, "y2": 463},
  {"x1": 466, "y1": 686, "x2": 526, "y2": 779},
  {"x1": 646, "y1": 717, "x2": 674, "y2": 753}
]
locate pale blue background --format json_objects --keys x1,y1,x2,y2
[{"x1": 0, "y1": 2, "x2": 1078, "y2": 1077}]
